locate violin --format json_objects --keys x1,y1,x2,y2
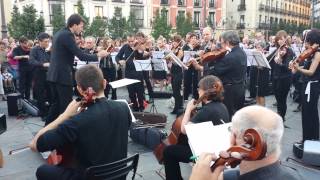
[
  {"x1": 289, "y1": 44, "x2": 319, "y2": 73},
  {"x1": 210, "y1": 128, "x2": 267, "y2": 171},
  {"x1": 187, "y1": 48, "x2": 228, "y2": 67},
  {"x1": 153, "y1": 90, "x2": 216, "y2": 164}
]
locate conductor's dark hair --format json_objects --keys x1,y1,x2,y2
[
  {"x1": 198, "y1": 75, "x2": 224, "y2": 102},
  {"x1": 67, "y1": 14, "x2": 85, "y2": 28},
  {"x1": 75, "y1": 65, "x2": 104, "y2": 93},
  {"x1": 37, "y1": 32, "x2": 50, "y2": 41},
  {"x1": 305, "y1": 29, "x2": 320, "y2": 46}
]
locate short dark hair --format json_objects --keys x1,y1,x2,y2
[
  {"x1": 37, "y1": 32, "x2": 50, "y2": 41},
  {"x1": 75, "y1": 65, "x2": 104, "y2": 93},
  {"x1": 67, "y1": 14, "x2": 85, "y2": 28},
  {"x1": 172, "y1": 34, "x2": 182, "y2": 43},
  {"x1": 198, "y1": 75, "x2": 224, "y2": 102},
  {"x1": 189, "y1": 33, "x2": 197, "y2": 39},
  {"x1": 19, "y1": 36, "x2": 28, "y2": 44},
  {"x1": 306, "y1": 29, "x2": 320, "y2": 45}
]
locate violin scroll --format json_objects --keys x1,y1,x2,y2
[{"x1": 210, "y1": 128, "x2": 267, "y2": 171}]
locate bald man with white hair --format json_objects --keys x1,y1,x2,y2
[{"x1": 190, "y1": 106, "x2": 302, "y2": 180}]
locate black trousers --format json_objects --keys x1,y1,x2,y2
[
  {"x1": 172, "y1": 72, "x2": 183, "y2": 110},
  {"x1": 183, "y1": 67, "x2": 199, "y2": 100},
  {"x1": 143, "y1": 71, "x2": 154, "y2": 98},
  {"x1": 223, "y1": 83, "x2": 245, "y2": 118},
  {"x1": 102, "y1": 68, "x2": 117, "y2": 100},
  {"x1": 36, "y1": 164, "x2": 83, "y2": 180},
  {"x1": 163, "y1": 144, "x2": 192, "y2": 180},
  {"x1": 33, "y1": 69, "x2": 50, "y2": 117},
  {"x1": 273, "y1": 77, "x2": 291, "y2": 121},
  {"x1": 19, "y1": 66, "x2": 33, "y2": 99},
  {"x1": 46, "y1": 82, "x2": 73, "y2": 125},
  {"x1": 127, "y1": 81, "x2": 144, "y2": 111},
  {"x1": 302, "y1": 82, "x2": 320, "y2": 141}
]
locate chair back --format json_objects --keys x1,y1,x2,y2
[{"x1": 85, "y1": 153, "x2": 139, "y2": 180}]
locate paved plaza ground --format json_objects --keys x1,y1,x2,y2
[{"x1": 0, "y1": 88, "x2": 320, "y2": 180}]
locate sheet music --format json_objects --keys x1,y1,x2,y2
[
  {"x1": 252, "y1": 51, "x2": 272, "y2": 69},
  {"x1": 185, "y1": 122, "x2": 231, "y2": 157},
  {"x1": 151, "y1": 59, "x2": 168, "y2": 72},
  {"x1": 115, "y1": 99, "x2": 137, "y2": 122},
  {"x1": 109, "y1": 78, "x2": 140, "y2": 89},
  {"x1": 244, "y1": 49, "x2": 255, "y2": 66},
  {"x1": 152, "y1": 51, "x2": 165, "y2": 59},
  {"x1": 183, "y1": 51, "x2": 196, "y2": 63},
  {"x1": 133, "y1": 59, "x2": 152, "y2": 71},
  {"x1": 111, "y1": 52, "x2": 118, "y2": 64}
]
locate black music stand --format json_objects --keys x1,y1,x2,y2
[{"x1": 251, "y1": 51, "x2": 271, "y2": 97}]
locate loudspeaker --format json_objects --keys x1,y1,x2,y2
[
  {"x1": 293, "y1": 140, "x2": 320, "y2": 166},
  {"x1": 6, "y1": 93, "x2": 21, "y2": 116},
  {"x1": 152, "y1": 91, "x2": 173, "y2": 99},
  {"x1": 0, "y1": 114, "x2": 6, "y2": 135}
]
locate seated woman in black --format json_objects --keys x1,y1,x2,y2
[
  {"x1": 29, "y1": 65, "x2": 132, "y2": 180},
  {"x1": 163, "y1": 75, "x2": 229, "y2": 180}
]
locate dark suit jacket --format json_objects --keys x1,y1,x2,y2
[
  {"x1": 208, "y1": 45, "x2": 247, "y2": 84},
  {"x1": 47, "y1": 27, "x2": 98, "y2": 86}
]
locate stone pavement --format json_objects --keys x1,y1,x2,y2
[{"x1": 0, "y1": 87, "x2": 320, "y2": 180}]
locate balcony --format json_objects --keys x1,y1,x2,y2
[
  {"x1": 209, "y1": 2, "x2": 215, "y2": 8},
  {"x1": 178, "y1": 0, "x2": 185, "y2": 6},
  {"x1": 271, "y1": 7, "x2": 276, "y2": 12},
  {"x1": 238, "y1": 4, "x2": 246, "y2": 11},
  {"x1": 112, "y1": 0, "x2": 124, "y2": 2},
  {"x1": 258, "y1": 23, "x2": 270, "y2": 29},
  {"x1": 194, "y1": 1, "x2": 201, "y2": 7},
  {"x1": 130, "y1": 0, "x2": 143, "y2": 4},
  {"x1": 237, "y1": 23, "x2": 245, "y2": 29},
  {"x1": 265, "y1": 6, "x2": 270, "y2": 11},
  {"x1": 276, "y1": 7, "x2": 280, "y2": 13},
  {"x1": 160, "y1": 0, "x2": 169, "y2": 5}
]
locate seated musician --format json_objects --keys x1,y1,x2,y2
[
  {"x1": 163, "y1": 75, "x2": 229, "y2": 180},
  {"x1": 189, "y1": 106, "x2": 302, "y2": 180},
  {"x1": 29, "y1": 65, "x2": 132, "y2": 180}
]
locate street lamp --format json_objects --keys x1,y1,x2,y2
[
  {"x1": 0, "y1": 0, "x2": 8, "y2": 38},
  {"x1": 116, "y1": 16, "x2": 120, "y2": 38}
]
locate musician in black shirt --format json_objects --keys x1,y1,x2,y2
[
  {"x1": 163, "y1": 75, "x2": 229, "y2": 180},
  {"x1": 291, "y1": 29, "x2": 320, "y2": 142},
  {"x1": 29, "y1": 65, "x2": 131, "y2": 180},
  {"x1": 29, "y1": 32, "x2": 51, "y2": 118}
]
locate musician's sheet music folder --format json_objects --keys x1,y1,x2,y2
[
  {"x1": 109, "y1": 78, "x2": 140, "y2": 89},
  {"x1": 185, "y1": 122, "x2": 231, "y2": 157}
]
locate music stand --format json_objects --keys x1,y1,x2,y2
[{"x1": 251, "y1": 50, "x2": 271, "y2": 98}]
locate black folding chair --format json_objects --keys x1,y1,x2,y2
[{"x1": 85, "y1": 153, "x2": 139, "y2": 180}]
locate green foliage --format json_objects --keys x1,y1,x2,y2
[
  {"x1": 77, "y1": 0, "x2": 90, "y2": 36},
  {"x1": 8, "y1": 5, "x2": 45, "y2": 39},
  {"x1": 8, "y1": 5, "x2": 21, "y2": 39},
  {"x1": 108, "y1": 7, "x2": 127, "y2": 39},
  {"x1": 51, "y1": 5, "x2": 66, "y2": 34},
  {"x1": 184, "y1": 12, "x2": 194, "y2": 35},
  {"x1": 85, "y1": 16, "x2": 107, "y2": 38},
  {"x1": 151, "y1": 8, "x2": 172, "y2": 40},
  {"x1": 125, "y1": 11, "x2": 139, "y2": 36},
  {"x1": 175, "y1": 12, "x2": 185, "y2": 36}
]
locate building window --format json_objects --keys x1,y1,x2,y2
[
  {"x1": 178, "y1": 10, "x2": 185, "y2": 17},
  {"x1": 131, "y1": 6, "x2": 144, "y2": 27},
  {"x1": 178, "y1": 0, "x2": 185, "y2": 6},
  {"x1": 209, "y1": 0, "x2": 214, "y2": 7},
  {"x1": 209, "y1": 12, "x2": 214, "y2": 26},
  {"x1": 194, "y1": 0, "x2": 201, "y2": 7},
  {"x1": 194, "y1": 11, "x2": 200, "y2": 27},
  {"x1": 49, "y1": 3, "x2": 65, "y2": 24},
  {"x1": 94, "y1": 6, "x2": 103, "y2": 17}
]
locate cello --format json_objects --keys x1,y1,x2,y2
[{"x1": 153, "y1": 90, "x2": 215, "y2": 164}]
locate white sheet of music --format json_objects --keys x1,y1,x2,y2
[
  {"x1": 185, "y1": 122, "x2": 231, "y2": 157},
  {"x1": 252, "y1": 51, "x2": 272, "y2": 69},
  {"x1": 152, "y1": 51, "x2": 165, "y2": 59},
  {"x1": 183, "y1": 51, "x2": 196, "y2": 63},
  {"x1": 133, "y1": 59, "x2": 152, "y2": 71},
  {"x1": 115, "y1": 99, "x2": 137, "y2": 122},
  {"x1": 111, "y1": 52, "x2": 118, "y2": 64},
  {"x1": 151, "y1": 58, "x2": 168, "y2": 72},
  {"x1": 244, "y1": 49, "x2": 255, "y2": 66},
  {"x1": 109, "y1": 78, "x2": 140, "y2": 89}
]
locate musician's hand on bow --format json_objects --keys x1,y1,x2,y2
[
  {"x1": 43, "y1": 62, "x2": 50, "y2": 67},
  {"x1": 190, "y1": 153, "x2": 224, "y2": 180},
  {"x1": 198, "y1": 50, "x2": 205, "y2": 57},
  {"x1": 62, "y1": 99, "x2": 82, "y2": 119}
]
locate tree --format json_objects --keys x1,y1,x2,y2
[
  {"x1": 86, "y1": 16, "x2": 107, "y2": 38},
  {"x1": 8, "y1": 5, "x2": 21, "y2": 39},
  {"x1": 151, "y1": 8, "x2": 172, "y2": 40},
  {"x1": 8, "y1": 5, "x2": 45, "y2": 39},
  {"x1": 125, "y1": 11, "x2": 139, "y2": 36},
  {"x1": 77, "y1": 0, "x2": 90, "y2": 36},
  {"x1": 51, "y1": 5, "x2": 65, "y2": 34},
  {"x1": 175, "y1": 12, "x2": 185, "y2": 36},
  {"x1": 183, "y1": 12, "x2": 194, "y2": 35},
  {"x1": 108, "y1": 7, "x2": 127, "y2": 39}
]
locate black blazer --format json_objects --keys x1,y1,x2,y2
[
  {"x1": 47, "y1": 27, "x2": 98, "y2": 86},
  {"x1": 208, "y1": 45, "x2": 247, "y2": 84}
]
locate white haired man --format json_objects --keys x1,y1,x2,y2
[{"x1": 190, "y1": 106, "x2": 301, "y2": 180}]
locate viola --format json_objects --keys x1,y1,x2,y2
[
  {"x1": 293, "y1": 44, "x2": 319, "y2": 64},
  {"x1": 153, "y1": 90, "x2": 216, "y2": 164},
  {"x1": 210, "y1": 128, "x2": 267, "y2": 171}
]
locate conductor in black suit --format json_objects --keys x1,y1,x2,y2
[{"x1": 46, "y1": 14, "x2": 109, "y2": 125}]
